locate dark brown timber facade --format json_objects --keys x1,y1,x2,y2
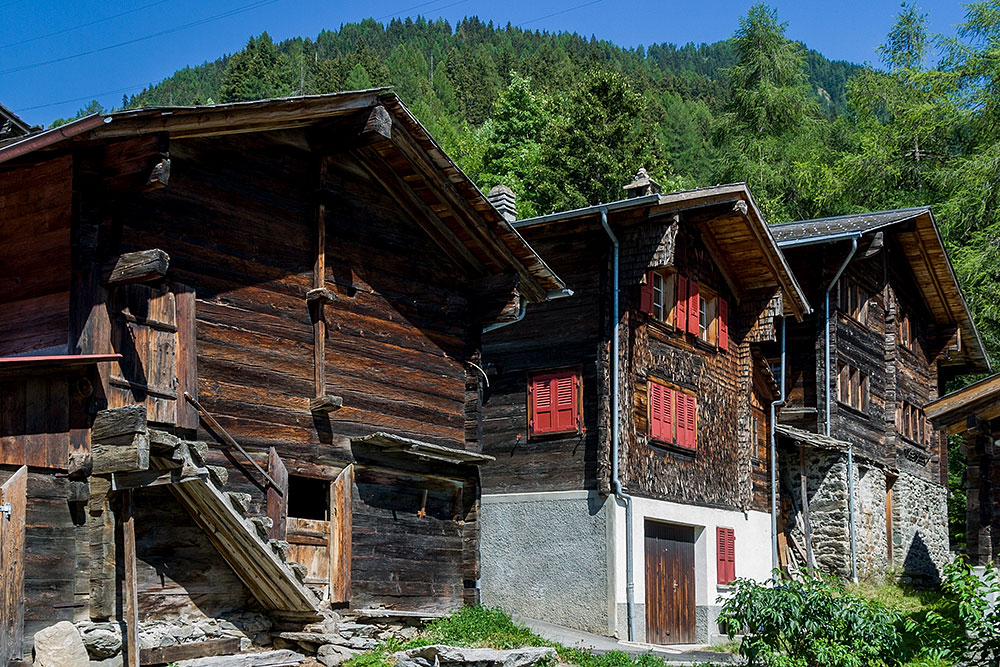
[{"x1": 0, "y1": 91, "x2": 564, "y2": 664}]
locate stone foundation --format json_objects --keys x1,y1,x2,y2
[{"x1": 891, "y1": 472, "x2": 949, "y2": 583}]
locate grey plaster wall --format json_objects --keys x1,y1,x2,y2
[
  {"x1": 481, "y1": 493, "x2": 610, "y2": 635},
  {"x1": 892, "y1": 472, "x2": 949, "y2": 583}
]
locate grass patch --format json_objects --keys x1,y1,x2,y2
[
  {"x1": 851, "y1": 578, "x2": 947, "y2": 616},
  {"x1": 342, "y1": 607, "x2": 730, "y2": 667}
]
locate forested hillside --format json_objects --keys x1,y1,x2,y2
[{"x1": 54, "y1": 4, "x2": 998, "y2": 371}]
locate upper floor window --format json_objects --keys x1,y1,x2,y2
[
  {"x1": 897, "y1": 401, "x2": 928, "y2": 447},
  {"x1": 838, "y1": 276, "x2": 870, "y2": 325},
  {"x1": 648, "y1": 379, "x2": 697, "y2": 451},
  {"x1": 898, "y1": 311, "x2": 916, "y2": 351},
  {"x1": 641, "y1": 270, "x2": 729, "y2": 351},
  {"x1": 837, "y1": 362, "x2": 869, "y2": 413},
  {"x1": 528, "y1": 368, "x2": 582, "y2": 437}
]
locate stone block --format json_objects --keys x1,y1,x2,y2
[{"x1": 33, "y1": 621, "x2": 90, "y2": 667}]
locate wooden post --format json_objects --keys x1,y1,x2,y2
[
  {"x1": 966, "y1": 416, "x2": 994, "y2": 565},
  {"x1": 798, "y1": 445, "x2": 815, "y2": 576},
  {"x1": 121, "y1": 490, "x2": 139, "y2": 667},
  {"x1": 313, "y1": 157, "x2": 328, "y2": 401}
]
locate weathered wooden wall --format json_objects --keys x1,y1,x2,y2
[
  {"x1": 0, "y1": 155, "x2": 73, "y2": 356},
  {"x1": 622, "y1": 220, "x2": 768, "y2": 512},
  {"x1": 481, "y1": 224, "x2": 607, "y2": 493}
]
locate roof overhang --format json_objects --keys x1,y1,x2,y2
[
  {"x1": 351, "y1": 432, "x2": 495, "y2": 465},
  {"x1": 774, "y1": 208, "x2": 989, "y2": 373},
  {"x1": 925, "y1": 372, "x2": 1000, "y2": 435},
  {"x1": 0, "y1": 91, "x2": 565, "y2": 302},
  {"x1": 514, "y1": 184, "x2": 811, "y2": 320}
]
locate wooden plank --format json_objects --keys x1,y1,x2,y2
[
  {"x1": 0, "y1": 467, "x2": 27, "y2": 664},
  {"x1": 174, "y1": 284, "x2": 199, "y2": 430},
  {"x1": 267, "y1": 447, "x2": 288, "y2": 540},
  {"x1": 799, "y1": 446, "x2": 815, "y2": 575},
  {"x1": 140, "y1": 637, "x2": 240, "y2": 665},
  {"x1": 92, "y1": 433, "x2": 150, "y2": 474},
  {"x1": 313, "y1": 157, "x2": 328, "y2": 400},
  {"x1": 93, "y1": 405, "x2": 147, "y2": 445},
  {"x1": 331, "y1": 464, "x2": 353, "y2": 603},
  {"x1": 103, "y1": 249, "x2": 170, "y2": 286},
  {"x1": 122, "y1": 490, "x2": 139, "y2": 667},
  {"x1": 111, "y1": 466, "x2": 208, "y2": 491}
]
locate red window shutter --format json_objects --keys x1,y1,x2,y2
[
  {"x1": 675, "y1": 392, "x2": 687, "y2": 447},
  {"x1": 650, "y1": 383, "x2": 663, "y2": 440},
  {"x1": 663, "y1": 386, "x2": 674, "y2": 443},
  {"x1": 717, "y1": 527, "x2": 727, "y2": 584},
  {"x1": 531, "y1": 371, "x2": 579, "y2": 435},
  {"x1": 687, "y1": 281, "x2": 700, "y2": 335},
  {"x1": 530, "y1": 376, "x2": 553, "y2": 434},
  {"x1": 718, "y1": 298, "x2": 729, "y2": 351},
  {"x1": 675, "y1": 275, "x2": 688, "y2": 329},
  {"x1": 554, "y1": 374, "x2": 578, "y2": 431},
  {"x1": 681, "y1": 394, "x2": 697, "y2": 450},
  {"x1": 640, "y1": 271, "x2": 655, "y2": 315}
]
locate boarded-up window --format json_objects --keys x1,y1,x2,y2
[
  {"x1": 716, "y1": 527, "x2": 736, "y2": 585},
  {"x1": 108, "y1": 283, "x2": 196, "y2": 427},
  {"x1": 528, "y1": 369, "x2": 581, "y2": 436}
]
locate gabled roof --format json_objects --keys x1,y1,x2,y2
[
  {"x1": 514, "y1": 183, "x2": 811, "y2": 320},
  {"x1": 773, "y1": 207, "x2": 989, "y2": 372},
  {"x1": 925, "y1": 372, "x2": 1000, "y2": 435},
  {"x1": 0, "y1": 91, "x2": 565, "y2": 303},
  {"x1": 0, "y1": 102, "x2": 34, "y2": 140}
]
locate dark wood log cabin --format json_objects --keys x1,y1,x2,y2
[
  {"x1": 771, "y1": 208, "x2": 989, "y2": 581},
  {"x1": 477, "y1": 177, "x2": 809, "y2": 645},
  {"x1": 0, "y1": 91, "x2": 565, "y2": 664}
]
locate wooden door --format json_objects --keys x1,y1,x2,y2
[
  {"x1": 109, "y1": 283, "x2": 197, "y2": 428},
  {"x1": 645, "y1": 521, "x2": 696, "y2": 644},
  {"x1": 285, "y1": 466, "x2": 353, "y2": 603},
  {"x1": 0, "y1": 467, "x2": 27, "y2": 664}
]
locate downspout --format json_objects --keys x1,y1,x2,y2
[
  {"x1": 481, "y1": 290, "x2": 573, "y2": 334},
  {"x1": 601, "y1": 207, "x2": 635, "y2": 642},
  {"x1": 769, "y1": 316, "x2": 786, "y2": 573},
  {"x1": 825, "y1": 235, "x2": 860, "y2": 583}
]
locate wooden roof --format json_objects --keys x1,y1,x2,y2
[
  {"x1": 352, "y1": 432, "x2": 495, "y2": 465},
  {"x1": 773, "y1": 208, "x2": 988, "y2": 372},
  {"x1": 925, "y1": 373, "x2": 1000, "y2": 435},
  {"x1": 515, "y1": 183, "x2": 811, "y2": 320},
  {"x1": 0, "y1": 91, "x2": 565, "y2": 302}
]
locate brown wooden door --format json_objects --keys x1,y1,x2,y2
[
  {"x1": 645, "y1": 521, "x2": 696, "y2": 644},
  {"x1": 1, "y1": 466, "x2": 27, "y2": 664}
]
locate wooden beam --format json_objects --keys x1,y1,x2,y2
[
  {"x1": 384, "y1": 120, "x2": 547, "y2": 301},
  {"x1": 352, "y1": 146, "x2": 486, "y2": 275},
  {"x1": 143, "y1": 157, "x2": 170, "y2": 190},
  {"x1": 305, "y1": 287, "x2": 335, "y2": 305},
  {"x1": 313, "y1": 157, "x2": 328, "y2": 401},
  {"x1": 309, "y1": 395, "x2": 343, "y2": 414},
  {"x1": 92, "y1": 404, "x2": 147, "y2": 446},
  {"x1": 103, "y1": 249, "x2": 170, "y2": 286},
  {"x1": 139, "y1": 638, "x2": 240, "y2": 665},
  {"x1": 92, "y1": 433, "x2": 150, "y2": 474},
  {"x1": 799, "y1": 445, "x2": 815, "y2": 576},
  {"x1": 121, "y1": 490, "x2": 139, "y2": 667},
  {"x1": 183, "y1": 392, "x2": 282, "y2": 495},
  {"x1": 111, "y1": 466, "x2": 207, "y2": 491}
]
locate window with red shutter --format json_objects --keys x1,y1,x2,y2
[
  {"x1": 718, "y1": 298, "x2": 729, "y2": 351},
  {"x1": 675, "y1": 275, "x2": 688, "y2": 329},
  {"x1": 650, "y1": 381, "x2": 664, "y2": 440},
  {"x1": 675, "y1": 391, "x2": 687, "y2": 448},
  {"x1": 640, "y1": 271, "x2": 655, "y2": 315},
  {"x1": 687, "y1": 281, "x2": 700, "y2": 335},
  {"x1": 529, "y1": 369, "x2": 581, "y2": 436},
  {"x1": 679, "y1": 393, "x2": 697, "y2": 450},
  {"x1": 717, "y1": 527, "x2": 736, "y2": 584}
]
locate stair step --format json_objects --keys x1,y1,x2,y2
[
  {"x1": 227, "y1": 491, "x2": 252, "y2": 515},
  {"x1": 250, "y1": 516, "x2": 273, "y2": 538},
  {"x1": 207, "y1": 465, "x2": 229, "y2": 488}
]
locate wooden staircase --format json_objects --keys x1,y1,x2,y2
[{"x1": 146, "y1": 434, "x2": 321, "y2": 615}]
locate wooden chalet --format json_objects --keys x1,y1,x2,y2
[
  {"x1": 0, "y1": 91, "x2": 565, "y2": 665},
  {"x1": 926, "y1": 373, "x2": 1000, "y2": 566},
  {"x1": 477, "y1": 175, "x2": 810, "y2": 645},
  {"x1": 771, "y1": 207, "x2": 989, "y2": 582}
]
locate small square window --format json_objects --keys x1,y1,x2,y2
[{"x1": 528, "y1": 369, "x2": 582, "y2": 437}]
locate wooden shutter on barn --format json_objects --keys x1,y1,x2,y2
[
  {"x1": 675, "y1": 275, "x2": 688, "y2": 330},
  {"x1": 109, "y1": 283, "x2": 196, "y2": 426},
  {"x1": 687, "y1": 281, "x2": 700, "y2": 335},
  {"x1": 640, "y1": 271, "x2": 655, "y2": 315},
  {"x1": 330, "y1": 464, "x2": 353, "y2": 604},
  {"x1": 0, "y1": 466, "x2": 26, "y2": 665},
  {"x1": 718, "y1": 298, "x2": 729, "y2": 351}
]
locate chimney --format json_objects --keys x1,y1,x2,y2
[
  {"x1": 488, "y1": 185, "x2": 517, "y2": 222},
  {"x1": 622, "y1": 168, "x2": 662, "y2": 198}
]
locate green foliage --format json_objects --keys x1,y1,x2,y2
[
  {"x1": 219, "y1": 32, "x2": 290, "y2": 102},
  {"x1": 947, "y1": 435, "x2": 967, "y2": 553},
  {"x1": 49, "y1": 99, "x2": 104, "y2": 128},
  {"x1": 718, "y1": 574, "x2": 907, "y2": 666},
  {"x1": 418, "y1": 605, "x2": 545, "y2": 649}
]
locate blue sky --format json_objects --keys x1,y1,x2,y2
[{"x1": 1, "y1": 0, "x2": 972, "y2": 127}]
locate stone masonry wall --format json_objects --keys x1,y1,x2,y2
[
  {"x1": 855, "y1": 465, "x2": 888, "y2": 577},
  {"x1": 783, "y1": 448, "x2": 851, "y2": 576},
  {"x1": 892, "y1": 472, "x2": 949, "y2": 583}
]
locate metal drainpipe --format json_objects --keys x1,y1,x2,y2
[
  {"x1": 825, "y1": 236, "x2": 860, "y2": 583},
  {"x1": 481, "y1": 290, "x2": 574, "y2": 335},
  {"x1": 769, "y1": 316, "x2": 786, "y2": 573},
  {"x1": 600, "y1": 207, "x2": 635, "y2": 642}
]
